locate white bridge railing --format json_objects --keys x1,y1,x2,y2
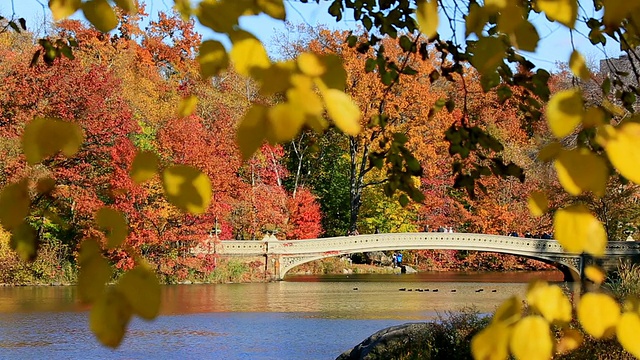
[{"x1": 204, "y1": 232, "x2": 640, "y2": 257}]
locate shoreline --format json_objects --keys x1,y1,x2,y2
[{"x1": 0, "y1": 268, "x2": 562, "y2": 287}]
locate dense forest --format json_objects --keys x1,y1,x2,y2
[{"x1": 0, "y1": 5, "x2": 639, "y2": 285}]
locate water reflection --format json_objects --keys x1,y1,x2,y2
[{"x1": 0, "y1": 271, "x2": 569, "y2": 359}]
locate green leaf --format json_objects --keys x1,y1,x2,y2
[
  {"x1": 22, "y1": 117, "x2": 84, "y2": 164},
  {"x1": 95, "y1": 207, "x2": 128, "y2": 249},
  {"x1": 162, "y1": 165, "x2": 212, "y2": 214},
  {"x1": 116, "y1": 265, "x2": 161, "y2": 320},
  {"x1": 470, "y1": 37, "x2": 506, "y2": 76},
  {"x1": 82, "y1": 0, "x2": 119, "y2": 33}
]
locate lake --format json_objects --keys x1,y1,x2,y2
[{"x1": 0, "y1": 271, "x2": 564, "y2": 359}]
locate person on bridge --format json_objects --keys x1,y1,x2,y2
[
  {"x1": 396, "y1": 253, "x2": 403, "y2": 267},
  {"x1": 392, "y1": 253, "x2": 397, "y2": 268}
]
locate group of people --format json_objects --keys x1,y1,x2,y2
[
  {"x1": 423, "y1": 225, "x2": 456, "y2": 233},
  {"x1": 392, "y1": 252, "x2": 403, "y2": 268},
  {"x1": 508, "y1": 231, "x2": 553, "y2": 239}
]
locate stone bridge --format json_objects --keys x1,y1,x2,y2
[{"x1": 196, "y1": 232, "x2": 640, "y2": 281}]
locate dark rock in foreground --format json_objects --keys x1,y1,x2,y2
[
  {"x1": 336, "y1": 323, "x2": 434, "y2": 360},
  {"x1": 337, "y1": 309, "x2": 489, "y2": 360}
]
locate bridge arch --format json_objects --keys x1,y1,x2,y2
[{"x1": 278, "y1": 244, "x2": 581, "y2": 281}]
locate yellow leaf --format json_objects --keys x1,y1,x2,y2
[
  {"x1": 471, "y1": 322, "x2": 511, "y2": 360},
  {"x1": 297, "y1": 53, "x2": 326, "y2": 77},
  {"x1": 569, "y1": 50, "x2": 591, "y2": 80},
  {"x1": 602, "y1": 98, "x2": 626, "y2": 117},
  {"x1": 229, "y1": 30, "x2": 271, "y2": 77},
  {"x1": 509, "y1": 315, "x2": 553, "y2": 360},
  {"x1": 511, "y1": 19, "x2": 539, "y2": 52},
  {"x1": 497, "y1": 3, "x2": 523, "y2": 34},
  {"x1": 603, "y1": 0, "x2": 640, "y2": 27},
  {"x1": 9, "y1": 222, "x2": 37, "y2": 262},
  {"x1": 537, "y1": 141, "x2": 561, "y2": 162},
  {"x1": 465, "y1": 3, "x2": 487, "y2": 37},
  {"x1": 470, "y1": 36, "x2": 507, "y2": 76},
  {"x1": 237, "y1": 105, "x2": 268, "y2": 160},
  {"x1": 178, "y1": 95, "x2": 198, "y2": 117},
  {"x1": 266, "y1": 103, "x2": 306, "y2": 143},
  {"x1": 116, "y1": 265, "x2": 161, "y2": 320},
  {"x1": 526, "y1": 280, "x2": 572, "y2": 324},
  {"x1": 546, "y1": 89, "x2": 583, "y2": 138},
  {"x1": 49, "y1": 0, "x2": 81, "y2": 20},
  {"x1": 0, "y1": 179, "x2": 30, "y2": 230},
  {"x1": 617, "y1": 312, "x2": 640, "y2": 357},
  {"x1": 416, "y1": 0, "x2": 439, "y2": 38},
  {"x1": 96, "y1": 207, "x2": 128, "y2": 249},
  {"x1": 578, "y1": 292, "x2": 620, "y2": 339},
  {"x1": 554, "y1": 148, "x2": 608, "y2": 197},
  {"x1": 321, "y1": 88, "x2": 361, "y2": 136},
  {"x1": 258, "y1": 61, "x2": 295, "y2": 95},
  {"x1": 318, "y1": 55, "x2": 347, "y2": 90},
  {"x1": 162, "y1": 165, "x2": 212, "y2": 214},
  {"x1": 77, "y1": 238, "x2": 112, "y2": 303},
  {"x1": 36, "y1": 177, "x2": 56, "y2": 194},
  {"x1": 256, "y1": 0, "x2": 286, "y2": 20},
  {"x1": 585, "y1": 265, "x2": 606, "y2": 285},
  {"x1": 527, "y1": 191, "x2": 548, "y2": 217},
  {"x1": 23, "y1": 117, "x2": 84, "y2": 165},
  {"x1": 583, "y1": 107, "x2": 605, "y2": 128},
  {"x1": 130, "y1": 151, "x2": 158, "y2": 184},
  {"x1": 197, "y1": 40, "x2": 228, "y2": 79},
  {"x1": 196, "y1": 0, "x2": 242, "y2": 33},
  {"x1": 536, "y1": 0, "x2": 578, "y2": 28},
  {"x1": 492, "y1": 295, "x2": 522, "y2": 325},
  {"x1": 174, "y1": 0, "x2": 192, "y2": 21},
  {"x1": 89, "y1": 288, "x2": 132, "y2": 348},
  {"x1": 624, "y1": 297, "x2": 640, "y2": 313},
  {"x1": 114, "y1": 0, "x2": 137, "y2": 14},
  {"x1": 288, "y1": 78, "x2": 324, "y2": 117},
  {"x1": 556, "y1": 329, "x2": 583, "y2": 355},
  {"x1": 601, "y1": 122, "x2": 640, "y2": 184},
  {"x1": 554, "y1": 204, "x2": 607, "y2": 256},
  {"x1": 81, "y1": 0, "x2": 119, "y2": 32},
  {"x1": 485, "y1": 0, "x2": 507, "y2": 8}
]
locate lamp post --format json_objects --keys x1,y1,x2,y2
[{"x1": 208, "y1": 217, "x2": 222, "y2": 254}]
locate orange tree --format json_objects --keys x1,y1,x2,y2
[{"x1": 2, "y1": 0, "x2": 640, "y2": 357}]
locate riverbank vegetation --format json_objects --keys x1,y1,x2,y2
[
  {"x1": 1, "y1": 6, "x2": 638, "y2": 287},
  {"x1": 3, "y1": 0, "x2": 640, "y2": 354}
]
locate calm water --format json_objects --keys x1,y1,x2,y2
[{"x1": 0, "y1": 271, "x2": 564, "y2": 359}]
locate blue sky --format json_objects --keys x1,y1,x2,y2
[{"x1": 5, "y1": 0, "x2": 625, "y2": 71}]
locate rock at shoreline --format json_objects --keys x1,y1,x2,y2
[{"x1": 336, "y1": 323, "x2": 434, "y2": 360}]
